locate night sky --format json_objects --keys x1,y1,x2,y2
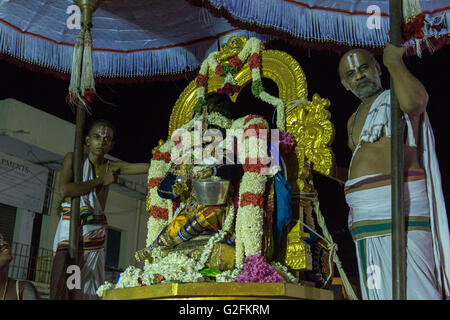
[{"x1": 1, "y1": 40, "x2": 449, "y2": 280}]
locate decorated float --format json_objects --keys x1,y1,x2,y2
[{"x1": 97, "y1": 35, "x2": 354, "y2": 300}]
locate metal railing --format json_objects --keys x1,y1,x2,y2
[
  {"x1": 8, "y1": 241, "x2": 123, "y2": 297},
  {"x1": 8, "y1": 242, "x2": 53, "y2": 284}
]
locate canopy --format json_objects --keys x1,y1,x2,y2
[
  {"x1": 0, "y1": 0, "x2": 448, "y2": 80},
  {"x1": 0, "y1": 0, "x2": 271, "y2": 80},
  {"x1": 188, "y1": 0, "x2": 449, "y2": 50}
]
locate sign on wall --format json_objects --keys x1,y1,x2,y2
[{"x1": 0, "y1": 151, "x2": 49, "y2": 213}]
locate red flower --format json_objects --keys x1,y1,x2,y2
[
  {"x1": 149, "y1": 206, "x2": 169, "y2": 220},
  {"x1": 154, "y1": 274, "x2": 165, "y2": 282},
  {"x1": 196, "y1": 74, "x2": 208, "y2": 88},
  {"x1": 244, "y1": 115, "x2": 265, "y2": 126},
  {"x1": 243, "y1": 158, "x2": 269, "y2": 173},
  {"x1": 240, "y1": 192, "x2": 264, "y2": 208},
  {"x1": 229, "y1": 56, "x2": 243, "y2": 71},
  {"x1": 245, "y1": 123, "x2": 269, "y2": 140},
  {"x1": 215, "y1": 65, "x2": 223, "y2": 76},
  {"x1": 148, "y1": 177, "x2": 163, "y2": 190},
  {"x1": 82, "y1": 88, "x2": 96, "y2": 105},
  {"x1": 249, "y1": 53, "x2": 261, "y2": 70},
  {"x1": 153, "y1": 151, "x2": 171, "y2": 163},
  {"x1": 137, "y1": 277, "x2": 143, "y2": 286},
  {"x1": 431, "y1": 24, "x2": 443, "y2": 32},
  {"x1": 217, "y1": 82, "x2": 241, "y2": 96},
  {"x1": 402, "y1": 13, "x2": 425, "y2": 42}
]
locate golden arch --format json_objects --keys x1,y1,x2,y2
[{"x1": 168, "y1": 49, "x2": 308, "y2": 136}]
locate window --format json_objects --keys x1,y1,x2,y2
[
  {"x1": 0, "y1": 203, "x2": 16, "y2": 244},
  {"x1": 105, "y1": 227, "x2": 121, "y2": 269}
]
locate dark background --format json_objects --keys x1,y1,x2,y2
[{"x1": 1, "y1": 40, "x2": 449, "y2": 280}]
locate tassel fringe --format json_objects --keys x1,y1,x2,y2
[
  {"x1": 187, "y1": 0, "x2": 449, "y2": 55},
  {"x1": 80, "y1": 29, "x2": 96, "y2": 106}
]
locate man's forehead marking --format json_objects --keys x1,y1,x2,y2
[
  {"x1": 346, "y1": 53, "x2": 361, "y2": 70},
  {"x1": 93, "y1": 125, "x2": 112, "y2": 137}
]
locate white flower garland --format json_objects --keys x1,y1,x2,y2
[
  {"x1": 96, "y1": 281, "x2": 114, "y2": 297},
  {"x1": 196, "y1": 37, "x2": 286, "y2": 131},
  {"x1": 143, "y1": 252, "x2": 205, "y2": 283},
  {"x1": 270, "y1": 261, "x2": 298, "y2": 284},
  {"x1": 215, "y1": 268, "x2": 242, "y2": 283},
  {"x1": 207, "y1": 112, "x2": 233, "y2": 129},
  {"x1": 233, "y1": 115, "x2": 269, "y2": 268}
]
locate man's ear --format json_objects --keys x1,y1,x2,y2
[
  {"x1": 341, "y1": 79, "x2": 350, "y2": 91},
  {"x1": 85, "y1": 136, "x2": 90, "y2": 146},
  {"x1": 375, "y1": 62, "x2": 382, "y2": 76}
]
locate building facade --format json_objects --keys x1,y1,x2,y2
[{"x1": 0, "y1": 98, "x2": 149, "y2": 298}]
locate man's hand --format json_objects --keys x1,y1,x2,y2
[
  {"x1": 382, "y1": 42, "x2": 428, "y2": 116},
  {"x1": 383, "y1": 42, "x2": 406, "y2": 69},
  {"x1": 102, "y1": 163, "x2": 119, "y2": 186}
]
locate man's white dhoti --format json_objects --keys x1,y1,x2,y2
[
  {"x1": 345, "y1": 89, "x2": 450, "y2": 299},
  {"x1": 345, "y1": 170, "x2": 441, "y2": 299},
  {"x1": 52, "y1": 158, "x2": 108, "y2": 300}
]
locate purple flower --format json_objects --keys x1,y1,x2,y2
[
  {"x1": 217, "y1": 83, "x2": 241, "y2": 96},
  {"x1": 236, "y1": 255, "x2": 284, "y2": 283},
  {"x1": 279, "y1": 131, "x2": 296, "y2": 156}
]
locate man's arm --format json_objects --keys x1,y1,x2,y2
[
  {"x1": 59, "y1": 153, "x2": 115, "y2": 198},
  {"x1": 383, "y1": 43, "x2": 428, "y2": 117},
  {"x1": 113, "y1": 161, "x2": 150, "y2": 175}
]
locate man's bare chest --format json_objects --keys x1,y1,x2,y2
[{"x1": 349, "y1": 106, "x2": 371, "y2": 148}]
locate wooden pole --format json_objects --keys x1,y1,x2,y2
[
  {"x1": 389, "y1": 0, "x2": 406, "y2": 300},
  {"x1": 68, "y1": 104, "x2": 85, "y2": 298},
  {"x1": 67, "y1": 0, "x2": 99, "y2": 300}
]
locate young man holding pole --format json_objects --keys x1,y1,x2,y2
[{"x1": 50, "y1": 120, "x2": 149, "y2": 299}]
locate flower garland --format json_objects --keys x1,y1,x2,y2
[
  {"x1": 195, "y1": 37, "x2": 286, "y2": 131},
  {"x1": 146, "y1": 140, "x2": 175, "y2": 246},
  {"x1": 145, "y1": 113, "x2": 235, "y2": 248},
  {"x1": 207, "y1": 112, "x2": 233, "y2": 130},
  {"x1": 141, "y1": 113, "x2": 288, "y2": 287},
  {"x1": 98, "y1": 203, "x2": 236, "y2": 294},
  {"x1": 270, "y1": 261, "x2": 298, "y2": 284},
  {"x1": 145, "y1": 117, "x2": 202, "y2": 247},
  {"x1": 146, "y1": 114, "x2": 270, "y2": 270},
  {"x1": 232, "y1": 115, "x2": 270, "y2": 268}
]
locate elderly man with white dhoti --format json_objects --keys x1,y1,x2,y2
[{"x1": 337, "y1": 44, "x2": 449, "y2": 300}]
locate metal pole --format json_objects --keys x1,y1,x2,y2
[{"x1": 389, "y1": 0, "x2": 406, "y2": 300}]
